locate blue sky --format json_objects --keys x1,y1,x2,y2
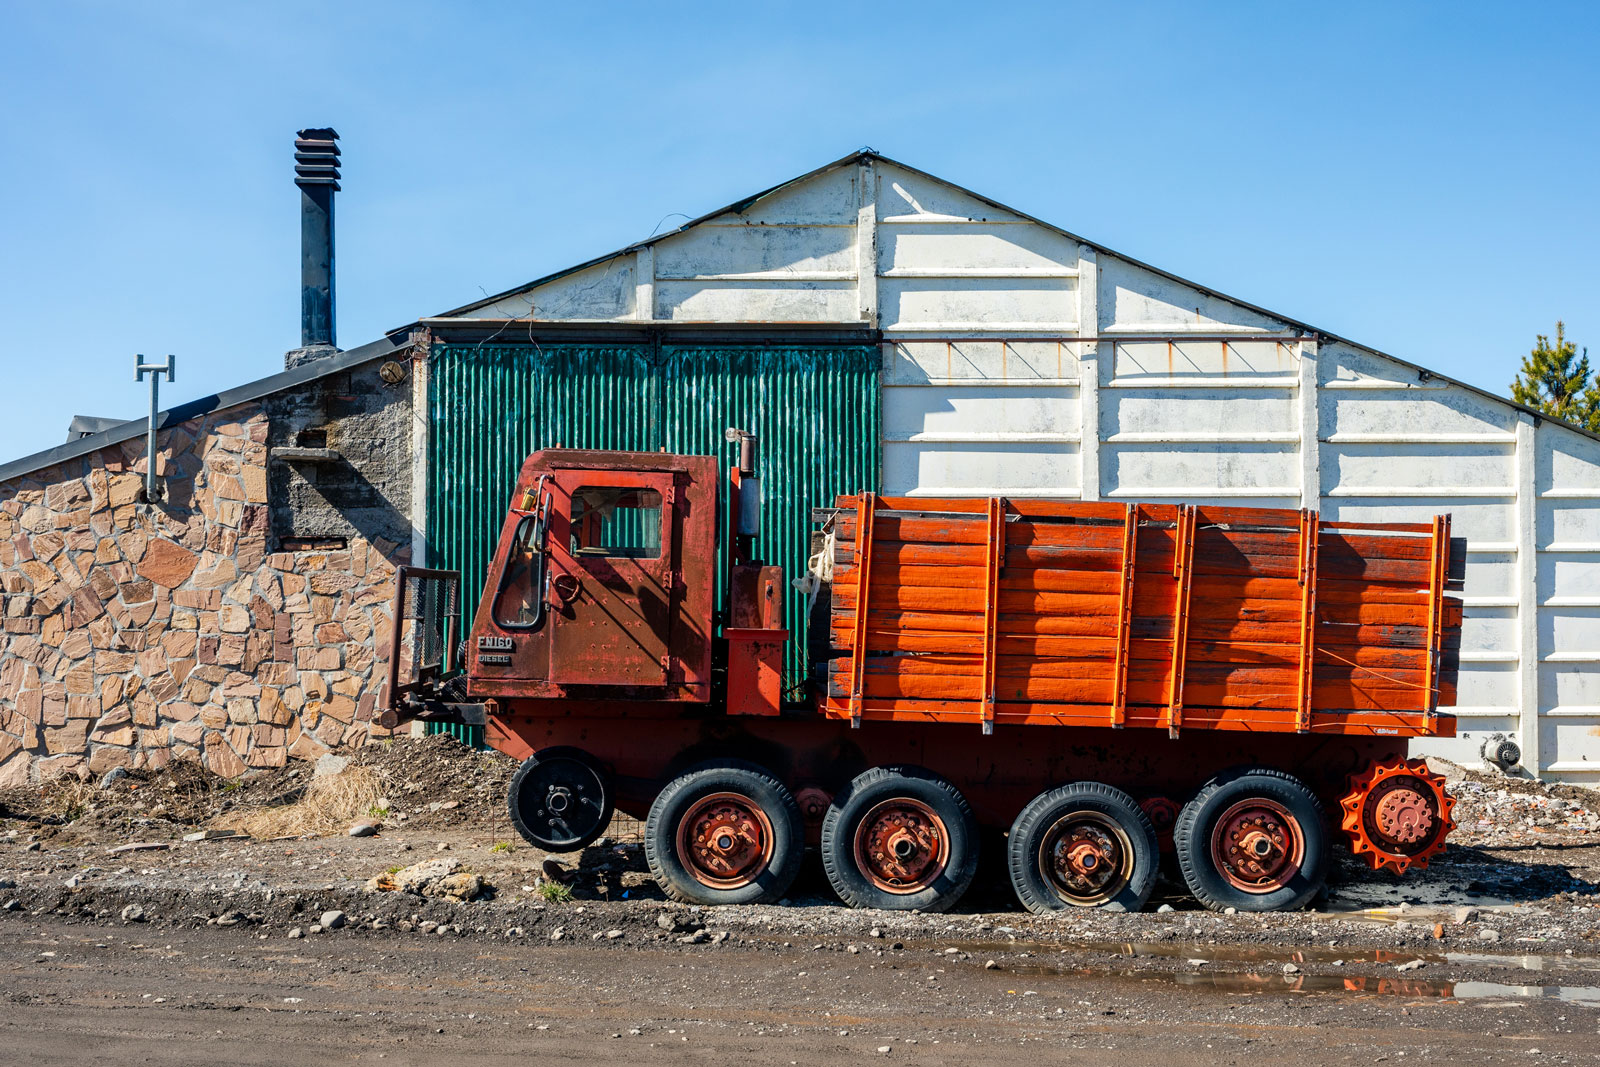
[{"x1": 2, "y1": 2, "x2": 1596, "y2": 464}]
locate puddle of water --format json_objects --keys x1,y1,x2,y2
[
  {"x1": 940, "y1": 937, "x2": 1593, "y2": 975},
  {"x1": 928, "y1": 934, "x2": 1600, "y2": 1005},
  {"x1": 989, "y1": 958, "x2": 1600, "y2": 1005},
  {"x1": 1158, "y1": 968, "x2": 1600, "y2": 1004}
]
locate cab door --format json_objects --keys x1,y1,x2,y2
[{"x1": 545, "y1": 469, "x2": 676, "y2": 687}]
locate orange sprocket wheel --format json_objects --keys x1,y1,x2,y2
[{"x1": 1339, "y1": 757, "x2": 1456, "y2": 875}]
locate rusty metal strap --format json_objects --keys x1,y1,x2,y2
[
  {"x1": 1164, "y1": 504, "x2": 1196, "y2": 738},
  {"x1": 1111, "y1": 503, "x2": 1138, "y2": 728},
  {"x1": 1295, "y1": 509, "x2": 1320, "y2": 733},
  {"x1": 847, "y1": 492, "x2": 877, "y2": 727},
  {"x1": 980, "y1": 497, "x2": 1005, "y2": 735},
  {"x1": 1423, "y1": 514, "x2": 1450, "y2": 724}
]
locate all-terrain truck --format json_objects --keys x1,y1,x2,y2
[{"x1": 380, "y1": 433, "x2": 1463, "y2": 914}]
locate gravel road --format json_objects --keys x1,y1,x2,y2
[{"x1": 5, "y1": 910, "x2": 1600, "y2": 1066}]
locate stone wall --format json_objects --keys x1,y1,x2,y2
[
  {"x1": 0, "y1": 401, "x2": 403, "y2": 787},
  {"x1": 265, "y1": 356, "x2": 413, "y2": 552}
]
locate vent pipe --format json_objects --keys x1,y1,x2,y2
[{"x1": 287, "y1": 127, "x2": 340, "y2": 368}]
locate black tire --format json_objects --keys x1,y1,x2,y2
[
  {"x1": 1007, "y1": 782, "x2": 1159, "y2": 914},
  {"x1": 507, "y1": 746, "x2": 614, "y2": 852},
  {"x1": 644, "y1": 760, "x2": 804, "y2": 906},
  {"x1": 1174, "y1": 767, "x2": 1328, "y2": 913},
  {"x1": 820, "y1": 766, "x2": 978, "y2": 913}
]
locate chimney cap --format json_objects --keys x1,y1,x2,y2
[{"x1": 294, "y1": 128, "x2": 341, "y2": 191}]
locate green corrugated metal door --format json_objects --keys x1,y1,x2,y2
[
  {"x1": 659, "y1": 346, "x2": 878, "y2": 688},
  {"x1": 426, "y1": 342, "x2": 879, "y2": 708}
]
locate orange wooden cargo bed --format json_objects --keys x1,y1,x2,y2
[{"x1": 823, "y1": 495, "x2": 1464, "y2": 738}]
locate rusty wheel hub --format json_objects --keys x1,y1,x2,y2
[
  {"x1": 1210, "y1": 798, "x2": 1305, "y2": 894},
  {"x1": 853, "y1": 798, "x2": 949, "y2": 893},
  {"x1": 676, "y1": 792, "x2": 774, "y2": 889},
  {"x1": 1042, "y1": 813, "x2": 1132, "y2": 905},
  {"x1": 1340, "y1": 757, "x2": 1455, "y2": 874},
  {"x1": 1375, "y1": 786, "x2": 1434, "y2": 845}
]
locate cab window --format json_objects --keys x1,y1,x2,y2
[
  {"x1": 493, "y1": 514, "x2": 545, "y2": 628},
  {"x1": 569, "y1": 487, "x2": 662, "y2": 560}
]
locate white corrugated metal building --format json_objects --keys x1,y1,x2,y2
[{"x1": 427, "y1": 151, "x2": 1600, "y2": 782}]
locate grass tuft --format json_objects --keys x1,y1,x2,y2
[{"x1": 210, "y1": 765, "x2": 387, "y2": 839}]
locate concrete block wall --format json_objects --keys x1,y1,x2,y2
[{"x1": 0, "y1": 402, "x2": 405, "y2": 786}]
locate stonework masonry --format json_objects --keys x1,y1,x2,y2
[{"x1": 0, "y1": 401, "x2": 405, "y2": 786}]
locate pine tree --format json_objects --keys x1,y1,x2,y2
[{"x1": 1511, "y1": 322, "x2": 1600, "y2": 431}]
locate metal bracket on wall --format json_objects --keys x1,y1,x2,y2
[
  {"x1": 134, "y1": 354, "x2": 175, "y2": 504},
  {"x1": 269, "y1": 446, "x2": 343, "y2": 464}
]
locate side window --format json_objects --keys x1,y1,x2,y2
[
  {"x1": 569, "y1": 487, "x2": 663, "y2": 560},
  {"x1": 493, "y1": 514, "x2": 545, "y2": 628}
]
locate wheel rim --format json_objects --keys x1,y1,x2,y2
[
  {"x1": 853, "y1": 797, "x2": 949, "y2": 894},
  {"x1": 519, "y1": 756, "x2": 607, "y2": 849},
  {"x1": 1208, "y1": 797, "x2": 1305, "y2": 894},
  {"x1": 1039, "y1": 811, "x2": 1134, "y2": 906},
  {"x1": 675, "y1": 792, "x2": 775, "y2": 889}
]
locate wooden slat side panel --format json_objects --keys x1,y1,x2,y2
[{"x1": 822, "y1": 493, "x2": 1456, "y2": 737}]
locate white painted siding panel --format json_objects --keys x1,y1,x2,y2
[
  {"x1": 653, "y1": 223, "x2": 857, "y2": 279},
  {"x1": 1323, "y1": 387, "x2": 1518, "y2": 439},
  {"x1": 1104, "y1": 442, "x2": 1300, "y2": 499},
  {"x1": 877, "y1": 168, "x2": 1026, "y2": 223},
  {"x1": 1463, "y1": 551, "x2": 1517, "y2": 599},
  {"x1": 883, "y1": 383, "x2": 1079, "y2": 441},
  {"x1": 1325, "y1": 444, "x2": 1515, "y2": 493},
  {"x1": 1543, "y1": 499, "x2": 1600, "y2": 546},
  {"x1": 882, "y1": 277, "x2": 1076, "y2": 329},
  {"x1": 1327, "y1": 497, "x2": 1516, "y2": 543},
  {"x1": 1101, "y1": 258, "x2": 1282, "y2": 333},
  {"x1": 728, "y1": 166, "x2": 859, "y2": 225},
  {"x1": 1104, "y1": 387, "x2": 1298, "y2": 437},
  {"x1": 472, "y1": 259, "x2": 635, "y2": 319},
  {"x1": 655, "y1": 280, "x2": 856, "y2": 321},
  {"x1": 884, "y1": 440, "x2": 1080, "y2": 497},
  {"x1": 880, "y1": 224, "x2": 1080, "y2": 273}
]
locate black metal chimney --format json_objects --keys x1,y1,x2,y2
[{"x1": 287, "y1": 127, "x2": 340, "y2": 368}]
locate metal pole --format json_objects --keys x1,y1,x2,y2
[{"x1": 135, "y1": 354, "x2": 175, "y2": 503}]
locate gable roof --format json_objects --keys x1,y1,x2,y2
[{"x1": 426, "y1": 150, "x2": 1598, "y2": 446}]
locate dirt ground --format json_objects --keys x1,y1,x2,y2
[{"x1": 4, "y1": 735, "x2": 1600, "y2": 1064}]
